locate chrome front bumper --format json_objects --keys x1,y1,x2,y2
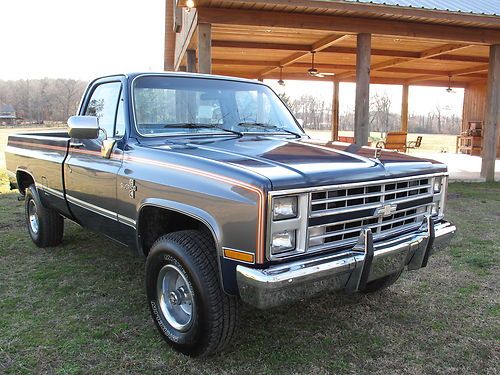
[{"x1": 237, "y1": 216, "x2": 456, "y2": 309}]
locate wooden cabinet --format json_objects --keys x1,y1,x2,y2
[{"x1": 457, "y1": 135, "x2": 482, "y2": 156}]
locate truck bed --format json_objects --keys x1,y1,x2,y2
[{"x1": 5, "y1": 131, "x2": 70, "y2": 214}]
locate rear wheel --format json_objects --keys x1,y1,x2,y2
[
  {"x1": 25, "y1": 184, "x2": 64, "y2": 247},
  {"x1": 145, "y1": 230, "x2": 239, "y2": 357}
]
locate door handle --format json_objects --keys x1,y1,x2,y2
[{"x1": 70, "y1": 142, "x2": 85, "y2": 148}]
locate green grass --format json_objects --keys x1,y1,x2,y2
[{"x1": 0, "y1": 175, "x2": 499, "y2": 374}]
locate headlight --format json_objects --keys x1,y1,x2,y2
[
  {"x1": 271, "y1": 230, "x2": 296, "y2": 254},
  {"x1": 273, "y1": 196, "x2": 298, "y2": 221},
  {"x1": 433, "y1": 177, "x2": 442, "y2": 193}
]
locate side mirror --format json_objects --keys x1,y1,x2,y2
[
  {"x1": 67, "y1": 116, "x2": 99, "y2": 139},
  {"x1": 297, "y1": 118, "x2": 304, "y2": 127}
]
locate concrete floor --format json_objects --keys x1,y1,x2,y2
[{"x1": 411, "y1": 151, "x2": 500, "y2": 182}]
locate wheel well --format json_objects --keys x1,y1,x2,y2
[
  {"x1": 16, "y1": 171, "x2": 34, "y2": 195},
  {"x1": 138, "y1": 206, "x2": 215, "y2": 257}
]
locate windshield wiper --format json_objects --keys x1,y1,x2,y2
[
  {"x1": 237, "y1": 122, "x2": 302, "y2": 138},
  {"x1": 163, "y1": 123, "x2": 243, "y2": 136}
]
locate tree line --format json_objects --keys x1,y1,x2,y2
[
  {"x1": 0, "y1": 79, "x2": 88, "y2": 123},
  {"x1": 279, "y1": 92, "x2": 461, "y2": 135}
]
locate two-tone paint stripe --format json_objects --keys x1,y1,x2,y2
[
  {"x1": 123, "y1": 155, "x2": 266, "y2": 264},
  {"x1": 9, "y1": 140, "x2": 266, "y2": 263}
]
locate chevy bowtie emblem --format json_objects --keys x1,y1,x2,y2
[
  {"x1": 121, "y1": 179, "x2": 137, "y2": 199},
  {"x1": 375, "y1": 204, "x2": 397, "y2": 217}
]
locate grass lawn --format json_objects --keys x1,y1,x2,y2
[
  {"x1": 0, "y1": 170, "x2": 498, "y2": 374},
  {"x1": 306, "y1": 129, "x2": 458, "y2": 154}
]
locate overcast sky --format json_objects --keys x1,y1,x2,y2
[
  {"x1": 0, "y1": 0, "x2": 464, "y2": 115},
  {"x1": 0, "y1": 0, "x2": 165, "y2": 80}
]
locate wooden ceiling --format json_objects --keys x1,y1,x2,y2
[{"x1": 176, "y1": 1, "x2": 500, "y2": 87}]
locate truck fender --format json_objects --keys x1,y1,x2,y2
[{"x1": 135, "y1": 198, "x2": 233, "y2": 293}]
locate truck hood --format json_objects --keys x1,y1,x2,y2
[{"x1": 141, "y1": 135, "x2": 446, "y2": 190}]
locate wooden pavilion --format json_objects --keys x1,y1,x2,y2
[{"x1": 164, "y1": 0, "x2": 500, "y2": 181}]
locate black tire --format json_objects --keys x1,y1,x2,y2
[
  {"x1": 361, "y1": 270, "x2": 403, "y2": 293},
  {"x1": 25, "y1": 184, "x2": 64, "y2": 247},
  {"x1": 145, "y1": 230, "x2": 239, "y2": 357}
]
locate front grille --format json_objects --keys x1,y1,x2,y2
[{"x1": 307, "y1": 177, "x2": 433, "y2": 253}]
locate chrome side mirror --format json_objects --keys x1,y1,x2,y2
[{"x1": 67, "y1": 116, "x2": 99, "y2": 139}]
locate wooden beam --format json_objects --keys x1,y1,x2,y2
[
  {"x1": 185, "y1": 0, "x2": 500, "y2": 27},
  {"x1": 211, "y1": 40, "x2": 489, "y2": 63},
  {"x1": 198, "y1": 8, "x2": 500, "y2": 44},
  {"x1": 337, "y1": 43, "x2": 472, "y2": 80},
  {"x1": 164, "y1": 0, "x2": 176, "y2": 70},
  {"x1": 186, "y1": 49, "x2": 197, "y2": 72},
  {"x1": 258, "y1": 34, "x2": 349, "y2": 77},
  {"x1": 354, "y1": 33, "x2": 371, "y2": 146},
  {"x1": 481, "y1": 45, "x2": 500, "y2": 182},
  {"x1": 331, "y1": 81, "x2": 339, "y2": 141},
  {"x1": 401, "y1": 84, "x2": 409, "y2": 132},
  {"x1": 197, "y1": 23, "x2": 212, "y2": 74},
  {"x1": 407, "y1": 64, "x2": 490, "y2": 84},
  {"x1": 212, "y1": 59, "x2": 488, "y2": 79},
  {"x1": 214, "y1": 70, "x2": 470, "y2": 87},
  {"x1": 450, "y1": 64, "x2": 489, "y2": 76},
  {"x1": 419, "y1": 43, "x2": 471, "y2": 59}
]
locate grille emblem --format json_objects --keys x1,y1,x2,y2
[{"x1": 375, "y1": 204, "x2": 397, "y2": 217}]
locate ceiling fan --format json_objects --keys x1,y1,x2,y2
[
  {"x1": 446, "y1": 74, "x2": 456, "y2": 93},
  {"x1": 307, "y1": 51, "x2": 335, "y2": 78}
]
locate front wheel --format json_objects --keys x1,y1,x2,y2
[
  {"x1": 145, "y1": 230, "x2": 239, "y2": 357},
  {"x1": 25, "y1": 184, "x2": 64, "y2": 247}
]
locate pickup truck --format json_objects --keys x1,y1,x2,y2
[{"x1": 5, "y1": 72, "x2": 456, "y2": 357}]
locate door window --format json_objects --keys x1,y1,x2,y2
[{"x1": 85, "y1": 82, "x2": 122, "y2": 139}]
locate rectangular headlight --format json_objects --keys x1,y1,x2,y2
[
  {"x1": 273, "y1": 196, "x2": 298, "y2": 221},
  {"x1": 271, "y1": 230, "x2": 296, "y2": 254},
  {"x1": 433, "y1": 177, "x2": 443, "y2": 193}
]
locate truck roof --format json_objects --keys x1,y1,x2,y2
[{"x1": 95, "y1": 71, "x2": 265, "y2": 86}]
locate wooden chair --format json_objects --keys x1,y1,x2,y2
[
  {"x1": 406, "y1": 136, "x2": 422, "y2": 151},
  {"x1": 376, "y1": 132, "x2": 407, "y2": 152}
]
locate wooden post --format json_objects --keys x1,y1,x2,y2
[
  {"x1": 197, "y1": 23, "x2": 212, "y2": 74},
  {"x1": 331, "y1": 81, "x2": 340, "y2": 141},
  {"x1": 186, "y1": 49, "x2": 197, "y2": 72},
  {"x1": 401, "y1": 84, "x2": 409, "y2": 133},
  {"x1": 354, "y1": 33, "x2": 371, "y2": 145},
  {"x1": 481, "y1": 44, "x2": 500, "y2": 182},
  {"x1": 164, "y1": 0, "x2": 176, "y2": 71}
]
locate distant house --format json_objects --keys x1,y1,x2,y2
[{"x1": 0, "y1": 103, "x2": 17, "y2": 125}]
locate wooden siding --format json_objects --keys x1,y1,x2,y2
[
  {"x1": 462, "y1": 81, "x2": 500, "y2": 157},
  {"x1": 462, "y1": 82, "x2": 487, "y2": 132}
]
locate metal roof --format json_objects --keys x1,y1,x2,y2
[{"x1": 340, "y1": 0, "x2": 500, "y2": 16}]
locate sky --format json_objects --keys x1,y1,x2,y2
[{"x1": 0, "y1": 0, "x2": 464, "y2": 116}]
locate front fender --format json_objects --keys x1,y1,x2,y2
[{"x1": 136, "y1": 198, "x2": 239, "y2": 294}]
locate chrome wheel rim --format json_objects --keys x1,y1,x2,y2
[
  {"x1": 28, "y1": 199, "x2": 39, "y2": 234},
  {"x1": 156, "y1": 264, "x2": 195, "y2": 332}
]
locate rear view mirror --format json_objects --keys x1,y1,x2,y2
[{"x1": 67, "y1": 116, "x2": 99, "y2": 139}]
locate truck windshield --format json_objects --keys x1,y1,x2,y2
[{"x1": 132, "y1": 76, "x2": 303, "y2": 137}]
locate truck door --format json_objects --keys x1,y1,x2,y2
[{"x1": 64, "y1": 79, "x2": 126, "y2": 241}]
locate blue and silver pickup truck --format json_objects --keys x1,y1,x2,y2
[{"x1": 5, "y1": 72, "x2": 456, "y2": 357}]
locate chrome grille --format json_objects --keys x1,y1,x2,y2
[{"x1": 308, "y1": 177, "x2": 433, "y2": 253}]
